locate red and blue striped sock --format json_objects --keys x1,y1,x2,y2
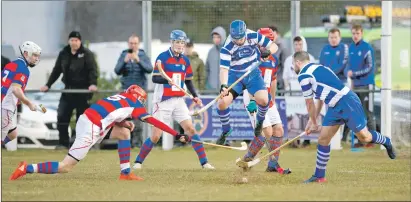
[
  {"x1": 135, "y1": 138, "x2": 154, "y2": 164},
  {"x1": 256, "y1": 103, "x2": 269, "y2": 122},
  {"x1": 267, "y1": 136, "x2": 283, "y2": 168},
  {"x1": 26, "y1": 162, "x2": 59, "y2": 174},
  {"x1": 244, "y1": 135, "x2": 266, "y2": 159},
  {"x1": 118, "y1": 139, "x2": 131, "y2": 174},
  {"x1": 191, "y1": 135, "x2": 208, "y2": 165},
  {"x1": 2, "y1": 136, "x2": 11, "y2": 145}
]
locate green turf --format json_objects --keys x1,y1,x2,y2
[{"x1": 2, "y1": 145, "x2": 410, "y2": 201}]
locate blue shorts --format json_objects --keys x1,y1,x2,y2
[
  {"x1": 228, "y1": 68, "x2": 266, "y2": 97},
  {"x1": 322, "y1": 91, "x2": 367, "y2": 133}
]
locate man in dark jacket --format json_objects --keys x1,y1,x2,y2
[
  {"x1": 205, "y1": 26, "x2": 226, "y2": 91},
  {"x1": 1, "y1": 55, "x2": 11, "y2": 70},
  {"x1": 40, "y1": 31, "x2": 98, "y2": 150},
  {"x1": 114, "y1": 34, "x2": 153, "y2": 148},
  {"x1": 114, "y1": 34, "x2": 153, "y2": 90},
  {"x1": 268, "y1": 25, "x2": 290, "y2": 96}
]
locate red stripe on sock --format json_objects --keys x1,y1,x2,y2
[
  {"x1": 199, "y1": 153, "x2": 207, "y2": 159},
  {"x1": 119, "y1": 153, "x2": 130, "y2": 158},
  {"x1": 37, "y1": 164, "x2": 40, "y2": 173},
  {"x1": 193, "y1": 143, "x2": 201, "y2": 148},
  {"x1": 120, "y1": 160, "x2": 130, "y2": 164},
  {"x1": 47, "y1": 162, "x2": 51, "y2": 173},
  {"x1": 196, "y1": 147, "x2": 205, "y2": 153},
  {"x1": 42, "y1": 163, "x2": 46, "y2": 173},
  {"x1": 118, "y1": 147, "x2": 130, "y2": 152}
]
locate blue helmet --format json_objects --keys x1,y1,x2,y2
[
  {"x1": 170, "y1": 30, "x2": 187, "y2": 41},
  {"x1": 230, "y1": 20, "x2": 247, "y2": 40}
]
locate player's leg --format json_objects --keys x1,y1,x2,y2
[
  {"x1": 266, "y1": 123, "x2": 291, "y2": 174},
  {"x1": 9, "y1": 115, "x2": 99, "y2": 180},
  {"x1": 1, "y1": 109, "x2": 17, "y2": 146},
  {"x1": 134, "y1": 102, "x2": 172, "y2": 168},
  {"x1": 304, "y1": 124, "x2": 341, "y2": 184},
  {"x1": 304, "y1": 105, "x2": 343, "y2": 183},
  {"x1": 247, "y1": 72, "x2": 270, "y2": 137},
  {"x1": 175, "y1": 98, "x2": 214, "y2": 169},
  {"x1": 216, "y1": 72, "x2": 243, "y2": 145},
  {"x1": 109, "y1": 125, "x2": 143, "y2": 180}
]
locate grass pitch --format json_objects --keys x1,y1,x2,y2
[{"x1": 2, "y1": 144, "x2": 410, "y2": 201}]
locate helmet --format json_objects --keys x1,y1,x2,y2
[
  {"x1": 170, "y1": 30, "x2": 187, "y2": 42},
  {"x1": 125, "y1": 85, "x2": 147, "y2": 104},
  {"x1": 230, "y1": 20, "x2": 247, "y2": 40},
  {"x1": 19, "y1": 41, "x2": 42, "y2": 67},
  {"x1": 257, "y1": 27, "x2": 275, "y2": 41}
]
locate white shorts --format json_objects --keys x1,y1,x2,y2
[
  {"x1": 1, "y1": 109, "x2": 17, "y2": 138},
  {"x1": 152, "y1": 97, "x2": 190, "y2": 124},
  {"x1": 242, "y1": 90, "x2": 282, "y2": 128},
  {"x1": 68, "y1": 115, "x2": 111, "y2": 161}
]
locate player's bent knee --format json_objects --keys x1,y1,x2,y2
[
  {"x1": 111, "y1": 125, "x2": 130, "y2": 140},
  {"x1": 318, "y1": 134, "x2": 332, "y2": 145},
  {"x1": 355, "y1": 128, "x2": 372, "y2": 143},
  {"x1": 150, "y1": 130, "x2": 162, "y2": 143},
  {"x1": 272, "y1": 125, "x2": 284, "y2": 137}
]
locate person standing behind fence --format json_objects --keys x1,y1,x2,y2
[
  {"x1": 346, "y1": 24, "x2": 376, "y2": 147},
  {"x1": 205, "y1": 26, "x2": 226, "y2": 90},
  {"x1": 319, "y1": 28, "x2": 350, "y2": 142},
  {"x1": 268, "y1": 25, "x2": 290, "y2": 96},
  {"x1": 40, "y1": 31, "x2": 98, "y2": 150},
  {"x1": 114, "y1": 34, "x2": 153, "y2": 148},
  {"x1": 185, "y1": 38, "x2": 206, "y2": 91}
]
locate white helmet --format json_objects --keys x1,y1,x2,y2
[{"x1": 19, "y1": 41, "x2": 42, "y2": 67}]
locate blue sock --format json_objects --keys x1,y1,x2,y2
[
  {"x1": 2, "y1": 136, "x2": 11, "y2": 145},
  {"x1": 118, "y1": 139, "x2": 131, "y2": 174},
  {"x1": 218, "y1": 108, "x2": 231, "y2": 133},
  {"x1": 257, "y1": 104, "x2": 269, "y2": 122},
  {"x1": 244, "y1": 135, "x2": 266, "y2": 159},
  {"x1": 314, "y1": 144, "x2": 330, "y2": 178},
  {"x1": 27, "y1": 162, "x2": 59, "y2": 174},
  {"x1": 191, "y1": 135, "x2": 208, "y2": 166},
  {"x1": 370, "y1": 130, "x2": 389, "y2": 145},
  {"x1": 135, "y1": 138, "x2": 154, "y2": 164}
]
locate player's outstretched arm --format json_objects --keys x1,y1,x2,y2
[
  {"x1": 11, "y1": 84, "x2": 35, "y2": 110},
  {"x1": 142, "y1": 116, "x2": 189, "y2": 142},
  {"x1": 268, "y1": 42, "x2": 279, "y2": 55}
]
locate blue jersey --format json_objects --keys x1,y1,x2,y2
[
  {"x1": 347, "y1": 39, "x2": 375, "y2": 86},
  {"x1": 297, "y1": 63, "x2": 350, "y2": 107},
  {"x1": 220, "y1": 29, "x2": 272, "y2": 72},
  {"x1": 319, "y1": 43, "x2": 349, "y2": 82}
]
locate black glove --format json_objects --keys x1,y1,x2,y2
[
  {"x1": 176, "y1": 134, "x2": 190, "y2": 143},
  {"x1": 261, "y1": 49, "x2": 271, "y2": 59},
  {"x1": 220, "y1": 84, "x2": 228, "y2": 93}
]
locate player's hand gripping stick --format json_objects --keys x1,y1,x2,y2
[{"x1": 191, "y1": 61, "x2": 262, "y2": 116}]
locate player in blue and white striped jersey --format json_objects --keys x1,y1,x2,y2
[
  {"x1": 292, "y1": 51, "x2": 395, "y2": 184},
  {"x1": 216, "y1": 20, "x2": 278, "y2": 152}
]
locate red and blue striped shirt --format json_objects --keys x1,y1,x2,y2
[
  {"x1": 152, "y1": 48, "x2": 193, "y2": 102},
  {"x1": 1, "y1": 58, "x2": 30, "y2": 111}
]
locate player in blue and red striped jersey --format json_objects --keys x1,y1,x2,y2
[
  {"x1": 1, "y1": 41, "x2": 42, "y2": 148},
  {"x1": 133, "y1": 30, "x2": 215, "y2": 170},
  {"x1": 241, "y1": 28, "x2": 291, "y2": 174},
  {"x1": 9, "y1": 85, "x2": 190, "y2": 181}
]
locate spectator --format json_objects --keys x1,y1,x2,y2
[
  {"x1": 206, "y1": 26, "x2": 226, "y2": 90},
  {"x1": 1, "y1": 55, "x2": 11, "y2": 70},
  {"x1": 319, "y1": 28, "x2": 349, "y2": 83},
  {"x1": 283, "y1": 36, "x2": 315, "y2": 94},
  {"x1": 185, "y1": 38, "x2": 206, "y2": 91},
  {"x1": 347, "y1": 24, "x2": 376, "y2": 147},
  {"x1": 40, "y1": 31, "x2": 98, "y2": 150},
  {"x1": 319, "y1": 28, "x2": 350, "y2": 142},
  {"x1": 268, "y1": 25, "x2": 290, "y2": 96},
  {"x1": 114, "y1": 34, "x2": 153, "y2": 148}
]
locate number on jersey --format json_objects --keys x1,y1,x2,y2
[{"x1": 107, "y1": 94, "x2": 126, "y2": 101}]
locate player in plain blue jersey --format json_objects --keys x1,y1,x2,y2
[
  {"x1": 216, "y1": 20, "x2": 279, "y2": 146},
  {"x1": 292, "y1": 51, "x2": 395, "y2": 184}
]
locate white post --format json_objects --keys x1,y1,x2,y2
[
  {"x1": 381, "y1": 1, "x2": 392, "y2": 149},
  {"x1": 290, "y1": 1, "x2": 300, "y2": 51}
]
